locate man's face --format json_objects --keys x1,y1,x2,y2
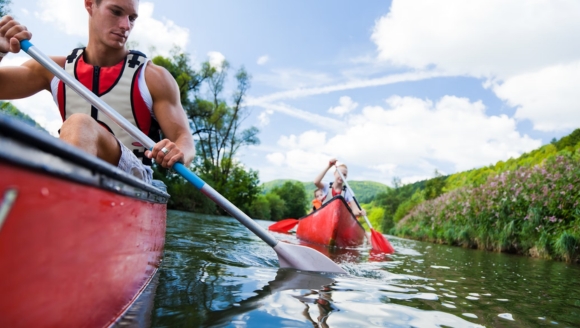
[{"x1": 88, "y1": 0, "x2": 139, "y2": 49}]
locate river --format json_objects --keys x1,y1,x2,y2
[{"x1": 148, "y1": 210, "x2": 580, "y2": 327}]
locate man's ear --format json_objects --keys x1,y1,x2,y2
[{"x1": 85, "y1": 0, "x2": 95, "y2": 16}]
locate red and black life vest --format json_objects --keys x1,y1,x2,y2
[{"x1": 55, "y1": 48, "x2": 160, "y2": 165}]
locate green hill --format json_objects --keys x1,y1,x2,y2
[
  {"x1": 1, "y1": 101, "x2": 49, "y2": 133},
  {"x1": 262, "y1": 179, "x2": 389, "y2": 203}
]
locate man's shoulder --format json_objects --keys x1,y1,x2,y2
[
  {"x1": 143, "y1": 61, "x2": 178, "y2": 101},
  {"x1": 144, "y1": 61, "x2": 172, "y2": 79}
]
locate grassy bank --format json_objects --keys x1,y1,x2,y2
[{"x1": 393, "y1": 151, "x2": 580, "y2": 263}]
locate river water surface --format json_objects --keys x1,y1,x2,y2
[{"x1": 150, "y1": 210, "x2": 580, "y2": 327}]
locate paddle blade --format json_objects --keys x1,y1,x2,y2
[
  {"x1": 370, "y1": 229, "x2": 395, "y2": 254},
  {"x1": 268, "y1": 219, "x2": 299, "y2": 233},
  {"x1": 274, "y1": 242, "x2": 346, "y2": 274}
]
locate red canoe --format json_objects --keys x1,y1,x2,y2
[
  {"x1": 0, "y1": 113, "x2": 168, "y2": 328},
  {"x1": 296, "y1": 196, "x2": 366, "y2": 248}
]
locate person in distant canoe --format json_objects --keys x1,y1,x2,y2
[
  {"x1": 0, "y1": 0, "x2": 195, "y2": 186},
  {"x1": 310, "y1": 188, "x2": 326, "y2": 212},
  {"x1": 313, "y1": 158, "x2": 366, "y2": 217}
]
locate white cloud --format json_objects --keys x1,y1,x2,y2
[
  {"x1": 253, "y1": 102, "x2": 346, "y2": 132},
  {"x1": 492, "y1": 60, "x2": 580, "y2": 132},
  {"x1": 264, "y1": 96, "x2": 541, "y2": 182},
  {"x1": 36, "y1": 0, "x2": 87, "y2": 36},
  {"x1": 328, "y1": 96, "x2": 358, "y2": 116},
  {"x1": 371, "y1": 0, "x2": 580, "y2": 133},
  {"x1": 0, "y1": 56, "x2": 61, "y2": 136},
  {"x1": 257, "y1": 109, "x2": 273, "y2": 126},
  {"x1": 35, "y1": 0, "x2": 188, "y2": 57},
  {"x1": 257, "y1": 55, "x2": 269, "y2": 65},
  {"x1": 266, "y1": 152, "x2": 285, "y2": 166},
  {"x1": 278, "y1": 130, "x2": 326, "y2": 152},
  {"x1": 207, "y1": 51, "x2": 226, "y2": 71},
  {"x1": 266, "y1": 149, "x2": 332, "y2": 181},
  {"x1": 129, "y1": 3, "x2": 189, "y2": 57},
  {"x1": 248, "y1": 70, "x2": 446, "y2": 105},
  {"x1": 372, "y1": 0, "x2": 580, "y2": 79}
]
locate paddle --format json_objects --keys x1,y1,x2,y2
[
  {"x1": 268, "y1": 218, "x2": 299, "y2": 233},
  {"x1": 334, "y1": 166, "x2": 395, "y2": 254},
  {"x1": 20, "y1": 40, "x2": 346, "y2": 274}
]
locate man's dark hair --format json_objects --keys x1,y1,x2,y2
[{"x1": 94, "y1": 0, "x2": 139, "y2": 6}]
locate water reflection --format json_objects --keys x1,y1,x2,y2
[
  {"x1": 115, "y1": 272, "x2": 160, "y2": 328},
  {"x1": 152, "y1": 210, "x2": 580, "y2": 327},
  {"x1": 207, "y1": 269, "x2": 337, "y2": 327}
]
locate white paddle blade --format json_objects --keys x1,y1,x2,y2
[{"x1": 274, "y1": 242, "x2": 346, "y2": 274}]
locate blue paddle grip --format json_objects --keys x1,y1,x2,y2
[
  {"x1": 173, "y1": 162, "x2": 205, "y2": 189},
  {"x1": 20, "y1": 40, "x2": 33, "y2": 52}
]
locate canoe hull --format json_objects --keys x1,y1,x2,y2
[
  {"x1": 0, "y1": 113, "x2": 168, "y2": 328},
  {"x1": 296, "y1": 196, "x2": 365, "y2": 248}
]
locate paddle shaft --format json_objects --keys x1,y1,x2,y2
[
  {"x1": 20, "y1": 40, "x2": 279, "y2": 248},
  {"x1": 334, "y1": 167, "x2": 374, "y2": 229}
]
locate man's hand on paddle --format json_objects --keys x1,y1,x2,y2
[
  {"x1": 146, "y1": 139, "x2": 185, "y2": 169},
  {"x1": 0, "y1": 16, "x2": 32, "y2": 54}
]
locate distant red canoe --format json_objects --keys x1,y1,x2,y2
[
  {"x1": 296, "y1": 196, "x2": 366, "y2": 248},
  {"x1": 0, "y1": 114, "x2": 168, "y2": 328}
]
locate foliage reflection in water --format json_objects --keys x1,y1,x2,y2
[{"x1": 151, "y1": 210, "x2": 580, "y2": 327}]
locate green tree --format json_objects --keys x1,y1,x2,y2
[
  {"x1": 266, "y1": 193, "x2": 286, "y2": 221},
  {"x1": 374, "y1": 180, "x2": 426, "y2": 232},
  {"x1": 249, "y1": 192, "x2": 287, "y2": 221},
  {"x1": 189, "y1": 62, "x2": 259, "y2": 193},
  {"x1": 271, "y1": 181, "x2": 307, "y2": 219},
  {"x1": 151, "y1": 51, "x2": 261, "y2": 214},
  {"x1": 249, "y1": 194, "x2": 271, "y2": 220},
  {"x1": 424, "y1": 169, "x2": 446, "y2": 200},
  {"x1": 0, "y1": 0, "x2": 10, "y2": 17},
  {"x1": 219, "y1": 163, "x2": 261, "y2": 214}
]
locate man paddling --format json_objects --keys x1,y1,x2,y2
[{"x1": 0, "y1": 0, "x2": 194, "y2": 184}]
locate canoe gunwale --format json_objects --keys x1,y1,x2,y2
[{"x1": 0, "y1": 113, "x2": 168, "y2": 203}]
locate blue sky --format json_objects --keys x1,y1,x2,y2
[{"x1": 3, "y1": 0, "x2": 580, "y2": 185}]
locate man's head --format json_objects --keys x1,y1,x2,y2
[
  {"x1": 85, "y1": 0, "x2": 139, "y2": 50},
  {"x1": 314, "y1": 189, "x2": 325, "y2": 202}
]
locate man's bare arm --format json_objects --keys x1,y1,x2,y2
[
  {"x1": 0, "y1": 16, "x2": 60, "y2": 99},
  {"x1": 145, "y1": 62, "x2": 195, "y2": 168},
  {"x1": 0, "y1": 58, "x2": 60, "y2": 99}
]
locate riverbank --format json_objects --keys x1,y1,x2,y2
[{"x1": 392, "y1": 151, "x2": 580, "y2": 263}]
